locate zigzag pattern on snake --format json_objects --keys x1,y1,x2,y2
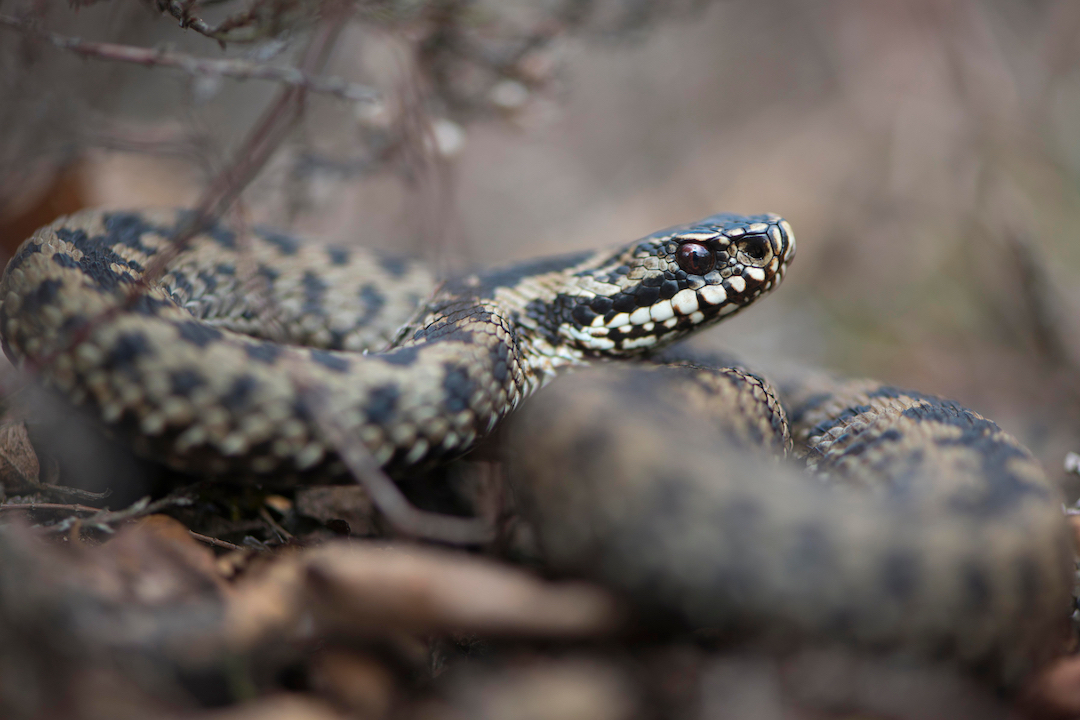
[
  {"x1": 0, "y1": 207, "x2": 792, "y2": 477},
  {"x1": 0, "y1": 207, "x2": 1072, "y2": 686}
]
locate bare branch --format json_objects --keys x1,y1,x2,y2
[
  {"x1": 18, "y1": 2, "x2": 349, "y2": 376},
  {"x1": 0, "y1": 13, "x2": 378, "y2": 104},
  {"x1": 188, "y1": 530, "x2": 243, "y2": 551},
  {"x1": 0, "y1": 501, "x2": 100, "y2": 514},
  {"x1": 44, "y1": 493, "x2": 195, "y2": 535},
  {"x1": 154, "y1": 0, "x2": 302, "y2": 43}
]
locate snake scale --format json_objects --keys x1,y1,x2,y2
[{"x1": 0, "y1": 207, "x2": 1072, "y2": 686}]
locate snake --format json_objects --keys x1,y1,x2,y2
[{"x1": 0, "y1": 207, "x2": 1072, "y2": 686}]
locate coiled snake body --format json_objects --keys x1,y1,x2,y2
[{"x1": 0, "y1": 208, "x2": 1072, "y2": 685}]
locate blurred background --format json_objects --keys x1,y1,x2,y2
[{"x1": 2, "y1": 0, "x2": 1080, "y2": 494}]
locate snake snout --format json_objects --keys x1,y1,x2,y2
[{"x1": 772, "y1": 214, "x2": 796, "y2": 272}]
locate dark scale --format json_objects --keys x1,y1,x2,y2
[
  {"x1": 58, "y1": 313, "x2": 88, "y2": 335},
  {"x1": 170, "y1": 369, "x2": 206, "y2": 397},
  {"x1": 326, "y1": 246, "x2": 350, "y2": 266},
  {"x1": 589, "y1": 296, "x2": 613, "y2": 314},
  {"x1": 196, "y1": 270, "x2": 219, "y2": 295},
  {"x1": 131, "y1": 295, "x2": 169, "y2": 316},
  {"x1": 328, "y1": 329, "x2": 348, "y2": 350},
  {"x1": 634, "y1": 286, "x2": 661, "y2": 306},
  {"x1": 57, "y1": 228, "x2": 144, "y2": 289},
  {"x1": 356, "y1": 285, "x2": 386, "y2": 327},
  {"x1": 380, "y1": 345, "x2": 421, "y2": 367},
  {"x1": 361, "y1": 384, "x2": 400, "y2": 424},
  {"x1": 247, "y1": 343, "x2": 282, "y2": 362},
  {"x1": 221, "y1": 375, "x2": 259, "y2": 413},
  {"x1": 488, "y1": 343, "x2": 510, "y2": 383},
  {"x1": 301, "y1": 271, "x2": 329, "y2": 316},
  {"x1": 519, "y1": 298, "x2": 561, "y2": 345},
  {"x1": 22, "y1": 279, "x2": 63, "y2": 315},
  {"x1": 103, "y1": 212, "x2": 161, "y2": 256},
  {"x1": 256, "y1": 227, "x2": 300, "y2": 256},
  {"x1": 175, "y1": 321, "x2": 224, "y2": 348},
  {"x1": 611, "y1": 294, "x2": 636, "y2": 314},
  {"x1": 571, "y1": 304, "x2": 597, "y2": 327},
  {"x1": 379, "y1": 254, "x2": 409, "y2": 278},
  {"x1": 52, "y1": 253, "x2": 79, "y2": 270},
  {"x1": 310, "y1": 349, "x2": 351, "y2": 373},
  {"x1": 107, "y1": 332, "x2": 152, "y2": 372},
  {"x1": 441, "y1": 364, "x2": 476, "y2": 414}
]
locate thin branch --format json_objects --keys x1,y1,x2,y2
[
  {"x1": 35, "y1": 482, "x2": 111, "y2": 502},
  {"x1": 189, "y1": 530, "x2": 243, "y2": 551},
  {"x1": 259, "y1": 505, "x2": 293, "y2": 542},
  {"x1": 44, "y1": 493, "x2": 194, "y2": 534},
  {"x1": 0, "y1": 13, "x2": 379, "y2": 104},
  {"x1": 3, "y1": 4, "x2": 490, "y2": 546},
  {"x1": 155, "y1": 0, "x2": 292, "y2": 43},
  {"x1": 300, "y1": 383, "x2": 495, "y2": 546},
  {"x1": 0, "y1": 499, "x2": 244, "y2": 551},
  {"x1": 21, "y1": 3, "x2": 347, "y2": 376},
  {"x1": 0, "y1": 501, "x2": 100, "y2": 513}
]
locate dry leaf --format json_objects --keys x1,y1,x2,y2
[{"x1": 294, "y1": 486, "x2": 376, "y2": 536}]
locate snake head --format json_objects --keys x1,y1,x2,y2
[{"x1": 557, "y1": 212, "x2": 795, "y2": 355}]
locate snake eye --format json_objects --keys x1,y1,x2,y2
[
  {"x1": 676, "y1": 242, "x2": 714, "y2": 275},
  {"x1": 735, "y1": 234, "x2": 771, "y2": 265}
]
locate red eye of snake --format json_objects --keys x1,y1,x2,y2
[{"x1": 676, "y1": 242, "x2": 714, "y2": 275}]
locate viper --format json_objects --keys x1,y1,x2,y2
[{"x1": 0, "y1": 207, "x2": 1071, "y2": 686}]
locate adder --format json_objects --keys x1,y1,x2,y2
[{"x1": 0, "y1": 207, "x2": 1071, "y2": 686}]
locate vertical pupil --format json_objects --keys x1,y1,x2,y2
[{"x1": 677, "y1": 243, "x2": 714, "y2": 275}]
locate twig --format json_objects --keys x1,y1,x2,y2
[
  {"x1": 189, "y1": 530, "x2": 242, "y2": 551},
  {"x1": 155, "y1": 0, "x2": 290, "y2": 43},
  {"x1": 45, "y1": 493, "x2": 194, "y2": 535},
  {"x1": 259, "y1": 505, "x2": 293, "y2": 542},
  {"x1": 300, "y1": 383, "x2": 495, "y2": 546},
  {"x1": 0, "y1": 14, "x2": 378, "y2": 104},
  {"x1": 1, "y1": 498, "x2": 244, "y2": 551},
  {"x1": 0, "y1": 501, "x2": 100, "y2": 514},
  {"x1": 35, "y1": 483, "x2": 111, "y2": 501},
  {"x1": 4, "y1": 3, "x2": 489, "y2": 546},
  {"x1": 19, "y1": 4, "x2": 346, "y2": 378}
]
